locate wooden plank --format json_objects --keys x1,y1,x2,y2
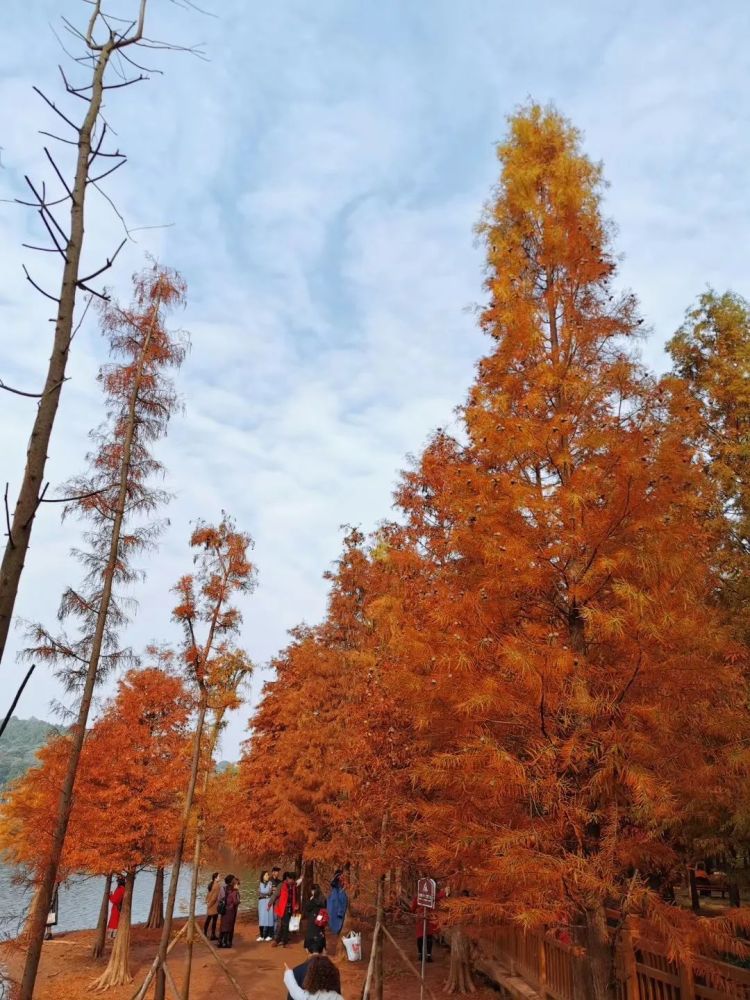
[{"x1": 195, "y1": 926, "x2": 251, "y2": 1000}]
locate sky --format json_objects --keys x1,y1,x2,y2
[{"x1": 1, "y1": 0, "x2": 749, "y2": 760}]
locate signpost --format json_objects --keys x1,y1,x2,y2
[{"x1": 416, "y1": 878, "x2": 436, "y2": 1000}]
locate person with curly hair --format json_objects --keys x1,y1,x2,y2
[{"x1": 283, "y1": 955, "x2": 344, "y2": 1000}]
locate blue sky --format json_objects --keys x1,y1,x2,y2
[{"x1": 1, "y1": 0, "x2": 749, "y2": 757}]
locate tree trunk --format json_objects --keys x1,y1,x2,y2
[
  {"x1": 132, "y1": 694, "x2": 209, "y2": 1000},
  {"x1": 688, "y1": 867, "x2": 700, "y2": 913},
  {"x1": 182, "y1": 712, "x2": 224, "y2": 1000},
  {"x1": 362, "y1": 876, "x2": 384, "y2": 1000},
  {"x1": 302, "y1": 859, "x2": 314, "y2": 906},
  {"x1": 444, "y1": 927, "x2": 476, "y2": 994},
  {"x1": 147, "y1": 868, "x2": 165, "y2": 930},
  {"x1": 18, "y1": 298, "x2": 161, "y2": 1000},
  {"x1": 585, "y1": 905, "x2": 616, "y2": 1000},
  {"x1": 92, "y1": 870, "x2": 136, "y2": 990},
  {"x1": 0, "y1": 34, "x2": 120, "y2": 669},
  {"x1": 92, "y1": 874, "x2": 113, "y2": 959}
]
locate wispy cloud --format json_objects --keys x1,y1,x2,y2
[{"x1": 1, "y1": 0, "x2": 748, "y2": 756}]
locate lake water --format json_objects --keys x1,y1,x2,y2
[{"x1": 0, "y1": 861, "x2": 260, "y2": 938}]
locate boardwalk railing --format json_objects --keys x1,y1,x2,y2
[{"x1": 487, "y1": 919, "x2": 750, "y2": 1000}]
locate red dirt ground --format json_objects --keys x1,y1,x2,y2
[{"x1": 0, "y1": 914, "x2": 499, "y2": 999}]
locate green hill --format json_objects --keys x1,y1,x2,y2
[{"x1": 0, "y1": 716, "x2": 60, "y2": 788}]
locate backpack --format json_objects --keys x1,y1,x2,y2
[{"x1": 315, "y1": 908, "x2": 330, "y2": 928}]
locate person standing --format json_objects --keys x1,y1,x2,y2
[
  {"x1": 204, "y1": 872, "x2": 221, "y2": 941},
  {"x1": 270, "y1": 867, "x2": 283, "y2": 940},
  {"x1": 258, "y1": 870, "x2": 275, "y2": 941},
  {"x1": 303, "y1": 883, "x2": 328, "y2": 954},
  {"x1": 107, "y1": 875, "x2": 126, "y2": 939},
  {"x1": 326, "y1": 870, "x2": 348, "y2": 936},
  {"x1": 218, "y1": 875, "x2": 241, "y2": 948},
  {"x1": 271, "y1": 871, "x2": 300, "y2": 948}
]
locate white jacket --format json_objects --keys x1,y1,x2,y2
[{"x1": 283, "y1": 967, "x2": 344, "y2": 1000}]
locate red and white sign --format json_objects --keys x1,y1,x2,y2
[{"x1": 417, "y1": 877, "x2": 436, "y2": 909}]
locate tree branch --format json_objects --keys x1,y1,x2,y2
[
  {"x1": 87, "y1": 158, "x2": 127, "y2": 185},
  {"x1": 33, "y1": 86, "x2": 80, "y2": 133},
  {"x1": 77, "y1": 239, "x2": 126, "y2": 285},
  {"x1": 22, "y1": 265, "x2": 61, "y2": 304},
  {"x1": 41, "y1": 487, "x2": 109, "y2": 505}
]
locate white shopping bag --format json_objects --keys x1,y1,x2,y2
[
  {"x1": 289, "y1": 914, "x2": 301, "y2": 932},
  {"x1": 343, "y1": 931, "x2": 362, "y2": 962}
]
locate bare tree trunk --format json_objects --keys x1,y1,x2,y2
[
  {"x1": 92, "y1": 870, "x2": 136, "y2": 990},
  {"x1": 92, "y1": 874, "x2": 113, "y2": 959},
  {"x1": 132, "y1": 694, "x2": 209, "y2": 1000},
  {"x1": 182, "y1": 713, "x2": 223, "y2": 1000},
  {"x1": 301, "y1": 860, "x2": 314, "y2": 907},
  {"x1": 362, "y1": 876, "x2": 384, "y2": 1000},
  {"x1": 146, "y1": 868, "x2": 165, "y2": 930},
  {"x1": 444, "y1": 927, "x2": 476, "y2": 994},
  {"x1": 19, "y1": 307, "x2": 159, "y2": 1000},
  {"x1": 585, "y1": 904, "x2": 616, "y2": 1000},
  {"x1": 373, "y1": 875, "x2": 385, "y2": 1000},
  {"x1": 0, "y1": 12, "x2": 129, "y2": 666}
]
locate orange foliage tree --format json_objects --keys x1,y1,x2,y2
[
  {"x1": 17, "y1": 265, "x2": 187, "y2": 999},
  {"x1": 134, "y1": 516, "x2": 256, "y2": 1000},
  {"x1": 384, "y1": 104, "x2": 750, "y2": 998},
  {"x1": 0, "y1": 667, "x2": 192, "y2": 989},
  {"x1": 234, "y1": 105, "x2": 750, "y2": 1000},
  {"x1": 668, "y1": 291, "x2": 750, "y2": 646}
]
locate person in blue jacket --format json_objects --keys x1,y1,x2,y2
[{"x1": 326, "y1": 870, "x2": 348, "y2": 935}]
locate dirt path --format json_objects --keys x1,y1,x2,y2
[{"x1": 0, "y1": 913, "x2": 499, "y2": 999}]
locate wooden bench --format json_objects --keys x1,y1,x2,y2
[{"x1": 695, "y1": 875, "x2": 730, "y2": 898}]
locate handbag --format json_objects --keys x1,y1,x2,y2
[
  {"x1": 217, "y1": 888, "x2": 227, "y2": 916},
  {"x1": 315, "y1": 908, "x2": 330, "y2": 928},
  {"x1": 289, "y1": 914, "x2": 301, "y2": 933}
]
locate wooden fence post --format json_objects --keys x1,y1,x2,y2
[
  {"x1": 620, "y1": 920, "x2": 639, "y2": 1000},
  {"x1": 678, "y1": 959, "x2": 696, "y2": 1000},
  {"x1": 539, "y1": 934, "x2": 547, "y2": 994},
  {"x1": 688, "y1": 868, "x2": 700, "y2": 914}
]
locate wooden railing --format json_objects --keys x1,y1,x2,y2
[{"x1": 488, "y1": 920, "x2": 750, "y2": 1000}]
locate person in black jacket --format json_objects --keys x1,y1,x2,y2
[{"x1": 303, "y1": 883, "x2": 327, "y2": 954}]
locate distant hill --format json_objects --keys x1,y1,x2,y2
[{"x1": 0, "y1": 716, "x2": 60, "y2": 788}]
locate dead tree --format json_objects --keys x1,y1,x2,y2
[{"x1": 0, "y1": 0, "x2": 201, "y2": 668}]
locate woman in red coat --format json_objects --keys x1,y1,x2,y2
[{"x1": 107, "y1": 876, "x2": 126, "y2": 938}]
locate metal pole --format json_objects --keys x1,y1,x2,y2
[{"x1": 420, "y1": 906, "x2": 427, "y2": 1000}]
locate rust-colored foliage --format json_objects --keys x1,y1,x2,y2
[
  {"x1": 0, "y1": 666, "x2": 191, "y2": 885},
  {"x1": 232, "y1": 105, "x2": 750, "y2": 999}
]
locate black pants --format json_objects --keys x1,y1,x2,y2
[
  {"x1": 204, "y1": 913, "x2": 218, "y2": 939},
  {"x1": 418, "y1": 934, "x2": 434, "y2": 960},
  {"x1": 274, "y1": 912, "x2": 292, "y2": 945}
]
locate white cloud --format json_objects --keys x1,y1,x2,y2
[{"x1": 1, "y1": 0, "x2": 749, "y2": 758}]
